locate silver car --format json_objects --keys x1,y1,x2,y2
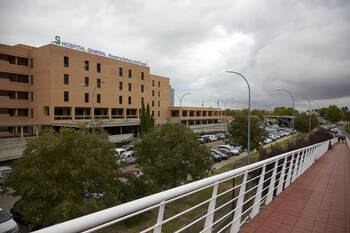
[{"x1": 0, "y1": 209, "x2": 19, "y2": 233}]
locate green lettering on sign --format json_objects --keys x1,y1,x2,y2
[{"x1": 52, "y1": 36, "x2": 61, "y2": 45}]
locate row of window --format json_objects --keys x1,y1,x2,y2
[
  {"x1": 63, "y1": 91, "x2": 161, "y2": 107},
  {"x1": 63, "y1": 57, "x2": 145, "y2": 80},
  {"x1": 64, "y1": 74, "x2": 161, "y2": 96}
]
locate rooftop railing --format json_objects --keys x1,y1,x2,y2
[{"x1": 35, "y1": 137, "x2": 338, "y2": 233}]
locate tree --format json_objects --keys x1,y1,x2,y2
[
  {"x1": 140, "y1": 103, "x2": 155, "y2": 136},
  {"x1": 228, "y1": 114, "x2": 267, "y2": 152},
  {"x1": 341, "y1": 106, "x2": 348, "y2": 113},
  {"x1": 134, "y1": 123, "x2": 213, "y2": 190},
  {"x1": 273, "y1": 107, "x2": 299, "y2": 116},
  {"x1": 1, "y1": 127, "x2": 122, "y2": 226},
  {"x1": 324, "y1": 105, "x2": 343, "y2": 123},
  {"x1": 294, "y1": 113, "x2": 318, "y2": 133}
]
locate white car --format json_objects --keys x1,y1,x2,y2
[
  {"x1": 117, "y1": 151, "x2": 137, "y2": 165},
  {"x1": 0, "y1": 166, "x2": 12, "y2": 184},
  {"x1": 0, "y1": 209, "x2": 19, "y2": 233},
  {"x1": 114, "y1": 148, "x2": 127, "y2": 156},
  {"x1": 264, "y1": 138, "x2": 273, "y2": 144}
]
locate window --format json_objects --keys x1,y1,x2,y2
[
  {"x1": 85, "y1": 77, "x2": 89, "y2": 86},
  {"x1": 64, "y1": 74, "x2": 69, "y2": 85},
  {"x1": 119, "y1": 82, "x2": 123, "y2": 91},
  {"x1": 141, "y1": 85, "x2": 144, "y2": 93},
  {"x1": 128, "y1": 83, "x2": 132, "y2": 91},
  {"x1": 158, "y1": 101, "x2": 160, "y2": 107},
  {"x1": 31, "y1": 75, "x2": 33, "y2": 85},
  {"x1": 64, "y1": 91, "x2": 69, "y2": 102},
  {"x1": 141, "y1": 72, "x2": 144, "y2": 80},
  {"x1": 119, "y1": 96, "x2": 122, "y2": 104},
  {"x1": 85, "y1": 61, "x2": 89, "y2": 71},
  {"x1": 97, "y1": 94, "x2": 101, "y2": 103},
  {"x1": 31, "y1": 109, "x2": 33, "y2": 118},
  {"x1": 128, "y1": 96, "x2": 131, "y2": 105},
  {"x1": 31, "y1": 58, "x2": 33, "y2": 68},
  {"x1": 97, "y1": 63, "x2": 101, "y2": 73},
  {"x1": 152, "y1": 100, "x2": 154, "y2": 107},
  {"x1": 64, "y1": 56, "x2": 69, "y2": 67},
  {"x1": 152, "y1": 80, "x2": 155, "y2": 87},
  {"x1": 152, "y1": 111, "x2": 154, "y2": 116},
  {"x1": 97, "y1": 79, "x2": 101, "y2": 88},
  {"x1": 158, "y1": 111, "x2": 160, "y2": 117},
  {"x1": 141, "y1": 97, "x2": 144, "y2": 104},
  {"x1": 158, "y1": 91, "x2": 160, "y2": 97},
  {"x1": 31, "y1": 92, "x2": 33, "y2": 102},
  {"x1": 158, "y1": 81, "x2": 160, "y2": 87},
  {"x1": 85, "y1": 93, "x2": 89, "y2": 103},
  {"x1": 152, "y1": 90, "x2": 155, "y2": 97},
  {"x1": 119, "y1": 67, "x2": 123, "y2": 76},
  {"x1": 44, "y1": 106, "x2": 50, "y2": 116},
  {"x1": 128, "y1": 69, "x2": 132, "y2": 78}
]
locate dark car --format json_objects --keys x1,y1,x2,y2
[
  {"x1": 211, "y1": 149, "x2": 228, "y2": 160},
  {"x1": 210, "y1": 152, "x2": 222, "y2": 162}
]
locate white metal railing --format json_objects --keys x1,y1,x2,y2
[{"x1": 35, "y1": 138, "x2": 337, "y2": 233}]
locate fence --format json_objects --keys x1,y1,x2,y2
[{"x1": 35, "y1": 138, "x2": 338, "y2": 233}]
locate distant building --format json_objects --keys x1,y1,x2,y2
[{"x1": 169, "y1": 86, "x2": 174, "y2": 107}]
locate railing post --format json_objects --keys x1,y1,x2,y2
[
  {"x1": 276, "y1": 156, "x2": 287, "y2": 195},
  {"x1": 297, "y1": 150, "x2": 306, "y2": 177},
  {"x1": 266, "y1": 160, "x2": 278, "y2": 205},
  {"x1": 230, "y1": 172, "x2": 248, "y2": 233},
  {"x1": 153, "y1": 200, "x2": 166, "y2": 233},
  {"x1": 251, "y1": 164, "x2": 266, "y2": 218},
  {"x1": 285, "y1": 153, "x2": 294, "y2": 188},
  {"x1": 291, "y1": 152, "x2": 301, "y2": 183},
  {"x1": 203, "y1": 182, "x2": 219, "y2": 233}
]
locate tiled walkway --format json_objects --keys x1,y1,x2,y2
[{"x1": 240, "y1": 142, "x2": 350, "y2": 233}]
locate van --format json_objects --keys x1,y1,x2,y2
[{"x1": 0, "y1": 166, "x2": 12, "y2": 184}]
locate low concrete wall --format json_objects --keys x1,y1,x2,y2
[{"x1": 0, "y1": 144, "x2": 25, "y2": 162}]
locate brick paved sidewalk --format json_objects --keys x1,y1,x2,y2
[{"x1": 240, "y1": 142, "x2": 350, "y2": 233}]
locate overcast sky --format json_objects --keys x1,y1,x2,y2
[{"x1": 1, "y1": 0, "x2": 349, "y2": 111}]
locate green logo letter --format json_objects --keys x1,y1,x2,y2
[{"x1": 53, "y1": 36, "x2": 61, "y2": 45}]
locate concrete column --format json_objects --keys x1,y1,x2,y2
[
  {"x1": 20, "y1": 126, "x2": 24, "y2": 138},
  {"x1": 108, "y1": 108, "x2": 112, "y2": 120},
  {"x1": 72, "y1": 107, "x2": 75, "y2": 120},
  {"x1": 123, "y1": 108, "x2": 126, "y2": 119},
  {"x1": 36, "y1": 126, "x2": 39, "y2": 137}
]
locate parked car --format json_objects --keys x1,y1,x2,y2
[
  {"x1": 203, "y1": 135, "x2": 217, "y2": 142},
  {"x1": 264, "y1": 138, "x2": 273, "y2": 144},
  {"x1": 210, "y1": 152, "x2": 222, "y2": 162},
  {"x1": 116, "y1": 151, "x2": 137, "y2": 165},
  {"x1": 216, "y1": 148, "x2": 232, "y2": 157},
  {"x1": 211, "y1": 149, "x2": 228, "y2": 160},
  {"x1": 0, "y1": 208, "x2": 19, "y2": 233},
  {"x1": 114, "y1": 148, "x2": 127, "y2": 156},
  {"x1": 197, "y1": 136, "x2": 205, "y2": 144},
  {"x1": 201, "y1": 135, "x2": 211, "y2": 143},
  {"x1": 0, "y1": 166, "x2": 12, "y2": 184},
  {"x1": 119, "y1": 169, "x2": 144, "y2": 183},
  {"x1": 216, "y1": 145, "x2": 240, "y2": 156}
]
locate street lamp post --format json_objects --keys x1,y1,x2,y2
[
  {"x1": 306, "y1": 97, "x2": 312, "y2": 133},
  {"x1": 276, "y1": 88, "x2": 295, "y2": 143},
  {"x1": 81, "y1": 83, "x2": 100, "y2": 123},
  {"x1": 175, "y1": 92, "x2": 191, "y2": 107},
  {"x1": 226, "y1": 71, "x2": 251, "y2": 164}
]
